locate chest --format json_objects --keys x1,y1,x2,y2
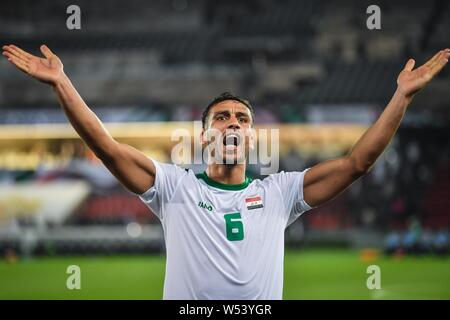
[{"x1": 165, "y1": 183, "x2": 285, "y2": 243}]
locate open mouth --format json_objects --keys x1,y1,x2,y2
[{"x1": 223, "y1": 133, "x2": 241, "y2": 150}]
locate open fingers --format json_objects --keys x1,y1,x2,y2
[
  {"x1": 40, "y1": 45, "x2": 54, "y2": 59},
  {"x1": 425, "y1": 49, "x2": 450, "y2": 68},
  {"x1": 430, "y1": 50, "x2": 449, "y2": 76},
  {"x1": 424, "y1": 50, "x2": 443, "y2": 67},
  {"x1": 2, "y1": 50, "x2": 28, "y2": 67},
  {"x1": 3, "y1": 51, "x2": 30, "y2": 73},
  {"x1": 2, "y1": 45, "x2": 30, "y2": 62},
  {"x1": 403, "y1": 59, "x2": 415, "y2": 71},
  {"x1": 10, "y1": 45, "x2": 35, "y2": 60}
]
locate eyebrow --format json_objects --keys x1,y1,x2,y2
[
  {"x1": 213, "y1": 111, "x2": 250, "y2": 118},
  {"x1": 213, "y1": 110, "x2": 230, "y2": 117},
  {"x1": 235, "y1": 112, "x2": 250, "y2": 118}
]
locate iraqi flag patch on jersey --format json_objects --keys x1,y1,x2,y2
[{"x1": 246, "y1": 196, "x2": 263, "y2": 210}]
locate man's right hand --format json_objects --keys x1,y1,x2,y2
[
  {"x1": 2, "y1": 44, "x2": 64, "y2": 86},
  {"x1": 2, "y1": 43, "x2": 156, "y2": 194}
]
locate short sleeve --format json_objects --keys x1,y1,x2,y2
[
  {"x1": 269, "y1": 169, "x2": 313, "y2": 227},
  {"x1": 137, "y1": 159, "x2": 188, "y2": 221}
]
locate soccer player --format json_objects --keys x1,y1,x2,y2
[{"x1": 2, "y1": 44, "x2": 449, "y2": 299}]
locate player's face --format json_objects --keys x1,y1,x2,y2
[{"x1": 202, "y1": 100, "x2": 254, "y2": 165}]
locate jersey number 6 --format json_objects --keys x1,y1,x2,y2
[{"x1": 224, "y1": 212, "x2": 244, "y2": 241}]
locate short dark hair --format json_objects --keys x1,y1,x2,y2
[{"x1": 201, "y1": 92, "x2": 254, "y2": 129}]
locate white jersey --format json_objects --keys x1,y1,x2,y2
[{"x1": 138, "y1": 159, "x2": 312, "y2": 300}]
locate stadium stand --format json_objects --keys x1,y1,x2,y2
[{"x1": 0, "y1": 0, "x2": 448, "y2": 255}]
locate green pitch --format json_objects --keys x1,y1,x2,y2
[{"x1": 1, "y1": 249, "x2": 449, "y2": 299}]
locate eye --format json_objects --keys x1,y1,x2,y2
[
  {"x1": 216, "y1": 114, "x2": 228, "y2": 121},
  {"x1": 239, "y1": 117, "x2": 248, "y2": 123}
]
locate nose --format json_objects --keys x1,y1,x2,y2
[{"x1": 227, "y1": 115, "x2": 241, "y2": 130}]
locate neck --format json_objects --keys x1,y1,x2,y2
[{"x1": 206, "y1": 163, "x2": 246, "y2": 185}]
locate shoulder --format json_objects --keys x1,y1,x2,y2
[
  {"x1": 257, "y1": 169, "x2": 310, "y2": 196},
  {"x1": 261, "y1": 169, "x2": 308, "y2": 184},
  {"x1": 151, "y1": 159, "x2": 196, "y2": 188},
  {"x1": 153, "y1": 159, "x2": 191, "y2": 176}
]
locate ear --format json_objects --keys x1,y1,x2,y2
[{"x1": 200, "y1": 128, "x2": 208, "y2": 145}]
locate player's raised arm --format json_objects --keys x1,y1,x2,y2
[
  {"x1": 303, "y1": 48, "x2": 450, "y2": 208},
  {"x1": 2, "y1": 44, "x2": 156, "y2": 194}
]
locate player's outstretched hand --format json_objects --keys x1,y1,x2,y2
[
  {"x1": 397, "y1": 48, "x2": 450, "y2": 98},
  {"x1": 2, "y1": 44, "x2": 64, "y2": 86}
]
